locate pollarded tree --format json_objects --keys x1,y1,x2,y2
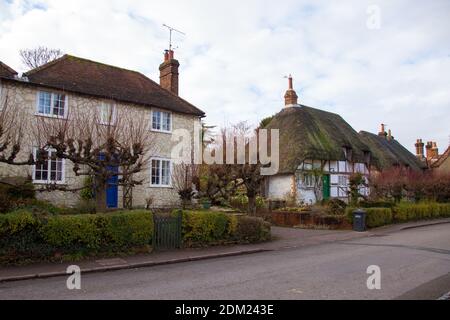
[
  {"x1": 171, "y1": 162, "x2": 198, "y2": 209},
  {"x1": 35, "y1": 99, "x2": 156, "y2": 212}
]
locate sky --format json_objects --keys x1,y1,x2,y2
[{"x1": 0, "y1": 0, "x2": 449, "y2": 153}]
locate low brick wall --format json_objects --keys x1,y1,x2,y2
[
  {"x1": 271, "y1": 211, "x2": 313, "y2": 226},
  {"x1": 271, "y1": 211, "x2": 350, "y2": 230}
]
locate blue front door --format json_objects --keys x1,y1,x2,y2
[
  {"x1": 106, "y1": 166, "x2": 118, "y2": 208},
  {"x1": 99, "y1": 153, "x2": 119, "y2": 208}
]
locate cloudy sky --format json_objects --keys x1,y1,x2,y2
[{"x1": 1, "y1": 0, "x2": 449, "y2": 153}]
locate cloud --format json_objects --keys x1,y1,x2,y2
[{"x1": 0, "y1": 0, "x2": 449, "y2": 152}]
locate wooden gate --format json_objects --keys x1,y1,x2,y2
[{"x1": 153, "y1": 211, "x2": 182, "y2": 250}]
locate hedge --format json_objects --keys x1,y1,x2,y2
[
  {"x1": 0, "y1": 210, "x2": 153, "y2": 264},
  {"x1": 178, "y1": 210, "x2": 271, "y2": 247},
  {"x1": 393, "y1": 203, "x2": 450, "y2": 222},
  {"x1": 346, "y1": 202, "x2": 450, "y2": 229}
]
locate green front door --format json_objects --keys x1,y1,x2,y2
[{"x1": 322, "y1": 175, "x2": 331, "y2": 200}]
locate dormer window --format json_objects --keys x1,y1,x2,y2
[
  {"x1": 343, "y1": 147, "x2": 353, "y2": 161},
  {"x1": 364, "y1": 151, "x2": 371, "y2": 165},
  {"x1": 36, "y1": 91, "x2": 68, "y2": 118}
]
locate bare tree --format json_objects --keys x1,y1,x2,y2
[
  {"x1": 171, "y1": 163, "x2": 198, "y2": 209},
  {"x1": 0, "y1": 92, "x2": 35, "y2": 166},
  {"x1": 201, "y1": 121, "x2": 265, "y2": 214},
  {"x1": 20, "y1": 47, "x2": 63, "y2": 69},
  {"x1": 35, "y1": 100, "x2": 156, "y2": 211}
]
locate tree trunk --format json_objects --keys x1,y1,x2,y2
[
  {"x1": 95, "y1": 182, "x2": 108, "y2": 213},
  {"x1": 247, "y1": 194, "x2": 256, "y2": 216}
]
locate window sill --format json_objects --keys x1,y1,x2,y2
[
  {"x1": 32, "y1": 181, "x2": 67, "y2": 186},
  {"x1": 35, "y1": 113, "x2": 67, "y2": 120},
  {"x1": 149, "y1": 184, "x2": 173, "y2": 189},
  {"x1": 150, "y1": 128, "x2": 172, "y2": 135}
]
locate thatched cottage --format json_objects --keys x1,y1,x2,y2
[{"x1": 262, "y1": 76, "x2": 423, "y2": 204}]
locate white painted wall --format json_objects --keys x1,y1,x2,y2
[{"x1": 267, "y1": 175, "x2": 293, "y2": 199}]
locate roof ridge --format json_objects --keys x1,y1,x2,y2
[{"x1": 64, "y1": 54, "x2": 147, "y2": 75}]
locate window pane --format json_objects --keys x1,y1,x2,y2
[
  {"x1": 151, "y1": 160, "x2": 160, "y2": 185},
  {"x1": 34, "y1": 149, "x2": 49, "y2": 181},
  {"x1": 38, "y1": 92, "x2": 51, "y2": 114},
  {"x1": 162, "y1": 112, "x2": 171, "y2": 131},
  {"x1": 53, "y1": 94, "x2": 65, "y2": 117},
  {"x1": 100, "y1": 103, "x2": 113, "y2": 124},
  {"x1": 152, "y1": 111, "x2": 161, "y2": 130},
  {"x1": 161, "y1": 160, "x2": 171, "y2": 185}
]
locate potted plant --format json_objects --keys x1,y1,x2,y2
[{"x1": 200, "y1": 197, "x2": 212, "y2": 210}]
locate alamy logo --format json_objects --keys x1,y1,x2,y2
[
  {"x1": 66, "y1": 265, "x2": 81, "y2": 290},
  {"x1": 366, "y1": 265, "x2": 381, "y2": 290},
  {"x1": 171, "y1": 123, "x2": 280, "y2": 176}
]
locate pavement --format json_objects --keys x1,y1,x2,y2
[
  {"x1": 0, "y1": 220, "x2": 449, "y2": 299},
  {"x1": 0, "y1": 218, "x2": 449, "y2": 284}
]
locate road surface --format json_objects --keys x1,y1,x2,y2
[{"x1": 1, "y1": 223, "x2": 449, "y2": 300}]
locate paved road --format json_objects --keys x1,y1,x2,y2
[{"x1": 1, "y1": 223, "x2": 449, "y2": 300}]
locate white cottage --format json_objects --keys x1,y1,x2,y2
[{"x1": 262, "y1": 76, "x2": 371, "y2": 204}]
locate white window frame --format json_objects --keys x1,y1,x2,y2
[
  {"x1": 151, "y1": 109, "x2": 172, "y2": 133},
  {"x1": 98, "y1": 101, "x2": 116, "y2": 125},
  {"x1": 32, "y1": 147, "x2": 66, "y2": 184},
  {"x1": 150, "y1": 158, "x2": 172, "y2": 187},
  {"x1": 338, "y1": 175, "x2": 348, "y2": 186},
  {"x1": 35, "y1": 90, "x2": 69, "y2": 118},
  {"x1": 302, "y1": 173, "x2": 315, "y2": 188}
]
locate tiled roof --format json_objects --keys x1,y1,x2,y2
[
  {"x1": 432, "y1": 146, "x2": 450, "y2": 168},
  {"x1": 0, "y1": 61, "x2": 18, "y2": 79},
  {"x1": 21, "y1": 54, "x2": 204, "y2": 116}
]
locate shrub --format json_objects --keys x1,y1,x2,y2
[
  {"x1": 393, "y1": 202, "x2": 450, "y2": 222},
  {"x1": 0, "y1": 177, "x2": 36, "y2": 213},
  {"x1": 346, "y1": 207, "x2": 392, "y2": 228},
  {"x1": 233, "y1": 216, "x2": 271, "y2": 243},
  {"x1": 230, "y1": 194, "x2": 265, "y2": 211},
  {"x1": 0, "y1": 210, "x2": 153, "y2": 264},
  {"x1": 13, "y1": 199, "x2": 63, "y2": 215},
  {"x1": 0, "y1": 210, "x2": 50, "y2": 264},
  {"x1": 40, "y1": 214, "x2": 102, "y2": 250},
  {"x1": 178, "y1": 210, "x2": 271, "y2": 247},
  {"x1": 80, "y1": 176, "x2": 95, "y2": 201},
  {"x1": 359, "y1": 200, "x2": 395, "y2": 208},
  {"x1": 104, "y1": 210, "x2": 153, "y2": 248},
  {"x1": 365, "y1": 208, "x2": 393, "y2": 228},
  {"x1": 325, "y1": 198, "x2": 347, "y2": 215},
  {"x1": 180, "y1": 210, "x2": 231, "y2": 246},
  {"x1": 346, "y1": 203, "x2": 450, "y2": 228}
]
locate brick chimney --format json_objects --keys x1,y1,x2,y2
[
  {"x1": 159, "y1": 50, "x2": 179, "y2": 95},
  {"x1": 426, "y1": 141, "x2": 439, "y2": 161},
  {"x1": 378, "y1": 124, "x2": 387, "y2": 138},
  {"x1": 284, "y1": 75, "x2": 298, "y2": 107},
  {"x1": 387, "y1": 129, "x2": 393, "y2": 141},
  {"x1": 415, "y1": 139, "x2": 425, "y2": 160}
]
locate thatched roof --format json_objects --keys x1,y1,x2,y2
[
  {"x1": 359, "y1": 131, "x2": 427, "y2": 171},
  {"x1": 264, "y1": 105, "x2": 372, "y2": 174}
]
